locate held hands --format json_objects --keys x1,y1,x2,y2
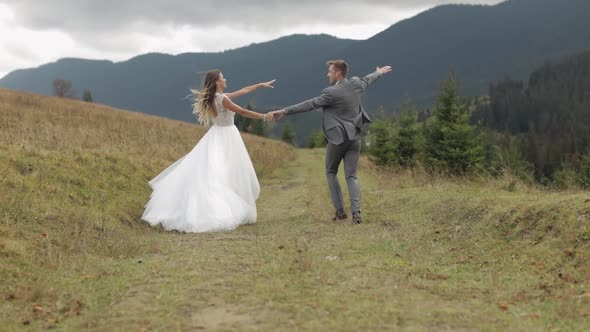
[
  {"x1": 271, "y1": 109, "x2": 286, "y2": 121},
  {"x1": 261, "y1": 109, "x2": 286, "y2": 123},
  {"x1": 263, "y1": 112, "x2": 276, "y2": 123},
  {"x1": 376, "y1": 66, "x2": 392, "y2": 75}
]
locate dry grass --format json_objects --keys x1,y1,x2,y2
[
  {"x1": 1, "y1": 89, "x2": 589, "y2": 330},
  {"x1": 0, "y1": 88, "x2": 291, "y2": 175},
  {"x1": 357, "y1": 154, "x2": 590, "y2": 330},
  {"x1": 0, "y1": 88, "x2": 295, "y2": 329}
]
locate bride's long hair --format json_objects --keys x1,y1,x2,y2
[{"x1": 191, "y1": 70, "x2": 220, "y2": 125}]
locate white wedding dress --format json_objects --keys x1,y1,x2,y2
[{"x1": 141, "y1": 93, "x2": 260, "y2": 232}]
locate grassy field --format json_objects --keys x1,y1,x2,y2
[{"x1": 1, "y1": 89, "x2": 589, "y2": 331}]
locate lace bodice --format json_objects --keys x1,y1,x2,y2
[{"x1": 212, "y1": 93, "x2": 235, "y2": 127}]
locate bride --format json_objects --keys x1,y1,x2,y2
[{"x1": 141, "y1": 70, "x2": 275, "y2": 232}]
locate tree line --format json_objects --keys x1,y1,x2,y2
[{"x1": 368, "y1": 50, "x2": 590, "y2": 188}]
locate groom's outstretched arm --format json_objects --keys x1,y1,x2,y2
[
  {"x1": 283, "y1": 88, "x2": 332, "y2": 115},
  {"x1": 357, "y1": 65, "x2": 393, "y2": 91}
]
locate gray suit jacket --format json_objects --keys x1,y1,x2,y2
[{"x1": 284, "y1": 71, "x2": 382, "y2": 145}]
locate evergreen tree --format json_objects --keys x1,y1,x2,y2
[
  {"x1": 281, "y1": 123, "x2": 296, "y2": 146},
  {"x1": 235, "y1": 103, "x2": 255, "y2": 133},
  {"x1": 395, "y1": 104, "x2": 419, "y2": 168},
  {"x1": 553, "y1": 163, "x2": 579, "y2": 189},
  {"x1": 498, "y1": 138, "x2": 534, "y2": 182},
  {"x1": 250, "y1": 114, "x2": 268, "y2": 137},
  {"x1": 369, "y1": 112, "x2": 395, "y2": 166},
  {"x1": 425, "y1": 73, "x2": 483, "y2": 175},
  {"x1": 576, "y1": 152, "x2": 590, "y2": 188},
  {"x1": 478, "y1": 51, "x2": 590, "y2": 180},
  {"x1": 479, "y1": 129, "x2": 499, "y2": 175},
  {"x1": 82, "y1": 89, "x2": 94, "y2": 102},
  {"x1": 307, "y1": 131, "x2": 327, "y2": 149}
]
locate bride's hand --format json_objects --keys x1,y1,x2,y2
[
  {"x1": 262, "y1": 113, "x2": 273, "y2": 123},
  {"x1": 260, "y1": 79, "x2": 276, "y2": 89}
]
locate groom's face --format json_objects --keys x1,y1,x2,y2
[{"x1": 327, "y1": 65, "x2": 341, "y2": 85}]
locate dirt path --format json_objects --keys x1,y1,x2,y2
[{"x1": 58, "y1": 149, "x2": 587, "y2": 331}]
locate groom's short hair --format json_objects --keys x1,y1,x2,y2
[{"x1": 327, "y1": 60, "x2": 348, "y2": 78}]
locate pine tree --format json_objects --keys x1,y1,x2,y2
[
  {"x1": 576, "y1": 152, "x2": 590, "y2": 188},
  {"x1": 479, "y1": 129, "x2": 502, "y2": 176},
  {"x1": 250, "y1": 114, "x2": 268, "y2": 137},
  {"x1": 395, "y1": 104, "x2": 419, "y2": 168},
  {"x1": 281, "y1": 123, "x2": 296, "y2": 146},
  {"x1": 425, "y1": 73, "x2": 483, "y2": 175},
  {"x1": 369, "y1": 113, "x2": 395, "y2": 166},
  {"x1": 82, "y1": 89, "x2": 93, "y2": 103},
  {"x1": 479, "y1": 51, "x2": 590, "y2": 180},
  {"x1": 235, "y1": 103, "x2": 254, "y2": 133},
  {"x1": 307, "y1": 131, "x2": 327, "y2": 149}
]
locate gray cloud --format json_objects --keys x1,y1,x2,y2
[
  {"x1": 0, "y1": 0, "x2": 503, "y2": 77},
  {"x1": 2, "y1": 0, "x2": 503, "y2": 35}
]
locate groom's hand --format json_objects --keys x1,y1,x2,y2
[
  {"x1": 376, "y1": 66, "x2": 392, "y2": 75},
  {"x1": 273, "y1": 109, "x2": 286, "y2": 121},
  {"x1": 263, "y1": 113, "x2": 275, "y2": 123}
]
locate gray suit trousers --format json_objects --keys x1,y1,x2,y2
[{"x1": 325, "y1": 136, "x2": 362, "y2": 213}]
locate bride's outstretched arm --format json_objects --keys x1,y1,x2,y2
[
  {"x1": 222, "y1": 95, "x2": 273, "y2": 122},
  {"x1": 225, "y1": 79, "x2": 276, "y2": 100}
]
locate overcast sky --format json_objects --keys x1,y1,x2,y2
[{"x1": 0, "y1": 0, "x2": 503, "y2": 78}]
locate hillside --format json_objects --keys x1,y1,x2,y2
[
  {"x1": 343, "y1": 0, "x2": 590, "y2": 105},
  {"x1": 472, "y1": 50, "x2": 590, "y2": 179},
  {"x1": 1, "y1": 89, "x2": 589, "y2": 330},
  {"x1": 0, "y1": 89, "x2": 295, "y2": 328},
  {"x1": 1, "y1": 0, "x2": 589, "y2": 144}
]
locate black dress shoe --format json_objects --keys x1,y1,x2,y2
[
  {"x1": 333, "y1": 209, "x2": 348, "y2": 221},
  {"x1": 352, "y1": 211, "x2": 362, "y2": 224}
]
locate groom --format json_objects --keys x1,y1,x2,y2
[{"x1": 273, "y1": 60, "x2": 392, "y2": 224}]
